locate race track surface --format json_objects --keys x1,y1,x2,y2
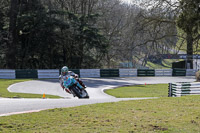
[{"x1": 0, "y1": 77, "x2": 195, "y2": 116}]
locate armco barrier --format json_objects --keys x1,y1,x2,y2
[
  {"x1": 69, "y1": 69, "x2": 80, "y2": 76},
  {"x1": 100, "y1": 69, "x2": 119, "y2": 77},
  {"x1": 137, "y1": 69, "x2": 155, "y2": 76},
  {"x1": 0, "y1": 69, "x2": 198, "y2": 79},
  {"x1": 168, "y1": 82, "x2": 200, "y2": 97},
  {"x1": 0, "y1": 69, "x2": 15, "y2": 79},
  {"x1": 16, "y1": 69, "x2": 38, "y2": 79},
  {"x1": 172, "y1": 69, "x2": 186, "y2": 76},
  {"x1": 80, "y1": 69, "x2": 100, "y2": 78},
  {"x1": 119, "y1": 69, "x2": 137, "y2": 77},
  {"x1": 186, "y1": 69, "x2": 198, "y2": 76},
  {"x1": 155, "y1": 69, "x2": 172, "y2": 76},
  {"x1": 38, "y1": 69, "x2": 59, "y2": 79}
]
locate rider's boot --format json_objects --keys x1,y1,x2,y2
[{"x1": 65, "y1": 88, "x2": 71, "y2": 94}]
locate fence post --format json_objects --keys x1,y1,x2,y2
[{"x1": 168, "y1": 83, "x2": 172, "y2": 97}]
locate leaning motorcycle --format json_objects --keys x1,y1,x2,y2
[{"x1": 64, "y1": 76, "x2": 89, "y2": 99}]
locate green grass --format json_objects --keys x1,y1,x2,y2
[
  {"x1": 105, "y1": 84, "x2": 168, "y2": 98},
  {"x1": 0, "y1": 79, "x2": 60, "y2": 98},
  {"x1": 146, "y1": 59, "x2": 184, "y2": 69},
  {"x1": 0, "y1": 96, "x2": 200, "y2": 132},
  {"x1": 1, "y1": 83, "x2": 200, "y2": 132}
]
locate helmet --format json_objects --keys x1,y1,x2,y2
[{"x1": 61, "y1": 66, "x2": 68, "y2": 75}]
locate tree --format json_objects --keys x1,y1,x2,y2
[
  {"x1": 177, "y1": 0, "x2": 200, "y2": 69},
  {"x1": 6, "y1": 0, "x2": 19, "y2": 69},
  {"x1": 67, "y1": 13, "x2": 108, "y2": 68},
  {"x1": 0, "y1": 0, "x2": 9, "y2": 68}
]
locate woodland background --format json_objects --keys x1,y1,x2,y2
[{"x1": 0, "y1": 0, "x2": 199, "y2": 69}]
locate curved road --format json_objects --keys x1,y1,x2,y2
[{"x1": 0, "y1": 77, "x2": 195, "y2": 116}]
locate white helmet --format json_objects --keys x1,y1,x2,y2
[{"x1": 61, "y1": 66, "x2": 68, "y2": 75}]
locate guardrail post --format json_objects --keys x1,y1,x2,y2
[{"x1": 168, "y1": 83, "x2": 172, "y2": 97}]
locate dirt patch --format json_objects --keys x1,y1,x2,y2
[{"x1": 149, "y1": 124, "x2": 168, "y2": 131}]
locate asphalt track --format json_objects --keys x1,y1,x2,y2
[{"x1": 0, "y1": 77, "x2": 195, "y2": 116}]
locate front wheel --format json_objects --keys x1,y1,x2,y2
[
  {"x1": 70, "y1": 85, "x2": 89, "y2": 99},
  {"x1": 81, "y1": 90, "x2": 89, "y2": 99}
]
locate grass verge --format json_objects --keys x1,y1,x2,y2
[
  {"x1": 1, "y1": 83, "x2": 200, "y2": 132},
  {"x1": 0, "y1": 79, "x2": 60, "y2": 98},
  {"x1": 0, "y1": 96, "x2": 200, "y2": 132},
  {"x1": 105, "y1": 84, "x2": 168, "y2": 98}
]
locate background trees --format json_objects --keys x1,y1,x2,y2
[
  {"x1": 0, "y1": 0, "x2": 199, "y2": 69},
  {"x1": 177, "y1": 0, "x2": 200, "y2": 68}
]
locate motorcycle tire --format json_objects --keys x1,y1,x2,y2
[
  {"x1": 82, "y1": 90, "x2": 89, "y2": 99},
  {"x1": 70, "y1": 85, "x2": 89, "y2": 99}
]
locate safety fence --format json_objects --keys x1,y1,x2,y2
[
  {"x1": 155, "y1": 69, "x2": 172, "y2": 76},
  {"x1": 38, "y1": 69, "x2": 59, "y2": 79},
  {"x1": 168, "y1": 82, "x2": 200, "y2": 97},
  {"x1": 137, "y1": 69, "x2": 155, "y2": 76},
  {"x1": 186, "y1": 69, "x2": 198, "y2": 76},
  {"x1": 100, "y1": 69, "x2": 119, "y2": 77},
  {"x1": 0, "y1": 69, "x2": 15, "y2": 79},
  {"x1": 15, "y1": 69, "x2": 38, "y2": 79},
  {"x1": 172, "y1": 69, "x2": 186, "y2": 76},
  {"x1": 0, "y1": 69, "x2": 198, "y2": 79},
  {"x1": 80, "y1": 69, "x2": 100, "y2": 78},
  {"x1": 119, "y1": 69, "x2": 137, "y2": 77}
]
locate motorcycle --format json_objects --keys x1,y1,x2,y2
[{"x1": 63, "y1": 76, "x2": 89, "y2": 99}]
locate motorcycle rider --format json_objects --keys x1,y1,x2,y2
[{"x1": 59, "y1": 66, "x2": 85, "y2": 94}]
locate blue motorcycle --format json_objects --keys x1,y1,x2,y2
[{"x1": 63, "y1": 76, "x2": 89, "y2": 99}]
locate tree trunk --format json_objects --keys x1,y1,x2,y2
[
  {"x1": 6, "y1": 0, "x2": 19, "y2": 69},
  {"x1": 186, "y1": 32, "x2": 193, "y2": 69}
]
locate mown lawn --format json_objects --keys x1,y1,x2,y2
[
  {"x1": 105, "y1": 84, "x2": 168, "y2": 98},
  {"x1": 0, "y1": 96, "x2": 200, "y2": 132},
  {"x1": 0, "y1": 79, "x2": 60, "y2": 98},
  {"x1": 1, "y1": 84, "x2": 200, "y2": 132}
]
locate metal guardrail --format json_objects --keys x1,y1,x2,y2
[
  {"x1": 38, "y1": 69, "x2": 59, "y2": 79},
  {"x1": 0, "y1": 69, "x2": 15, "y2": 79},
  {"x1": 155, "y1": 69, "x2": 172, "y2": 76},
  {"x1": 69, "y1": 69, "x2": 80, "y2": 76},
  {"x1": 186, "y1": 69, "x2": 198, "y2": 76},
  {"x1": 137, "y1": 69, "x2": 155, "y2": 76},
  {"x1": 172, "y1": 69, "x2": 186, "y2": 76},
  {"x1": 168, "y1": 82, "x2": 200, "y2": 97},
  {"x1": 80, "y1": 69, "x2": 100, "y2": 78},
  {"x1": 119, "y1": 69, "x2": 137, "y2": 77},
  {"x1": 0, "y1": 69, "x2": 198, "y2": 79},
  {"x1": 100, "y1": 69, "x2": 119, "y2": 77},
  {"x1": 15, "y1": 69, "x2": 38, "y2": 79}
]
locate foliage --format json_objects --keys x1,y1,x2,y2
[
  {"x1": 176, "y1": 0, "x2": 200, "y2": 68},
  {"x1": 66, "y1": 13, "x2": 108, "y2": 68},
  {"x1": 0, "y1": 0, "x2": 108, "y2": 69},
  {"x1": 177, "y1": 0, "x2": 200, "y2": 36},
  {"x1": 0, "y1": 0, "x2": 9, "y2": 68},
  {"x1": 0, "y1": 0, "x2": 199, "y2": 69}
]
